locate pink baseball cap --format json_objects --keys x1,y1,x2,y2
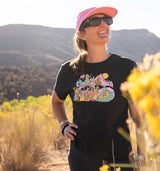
[{"x1": 76, "y1": 7, "x2": 118, "y2": 31}]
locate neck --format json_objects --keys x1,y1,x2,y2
[{"x1": 86, "y1": 45, "x2": 110, "y2": 63}]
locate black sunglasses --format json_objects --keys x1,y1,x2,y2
[{"x1": 80, "y1": 16, "x2": 113, "y2": 30}]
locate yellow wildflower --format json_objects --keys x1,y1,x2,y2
[
  {"x1": 138, "y1": 96, "x2": 157, "y2": 114},
  {"x1": 129, "y1": 82, "x2": 145, "y2": 101},
  {"x1": 127, "y1": 68, "x2": 140, "y2": 83},
  {"x1": 140, "y1": 72, "x2": 155, "y2": 88},
  {"x1": 99, "y1": 164, "x2": 109, "y2": 171},
  {"x1": 120, "y1": 52, "x2": 160, "y2": 168},
  {"x1": 146, "y1": 112, "x2": 160, "y2": 139}
]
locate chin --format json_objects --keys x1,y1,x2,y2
[{"x1": 100, "y1": 37, "x2": 109, "y2": 44}]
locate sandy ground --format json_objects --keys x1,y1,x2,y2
[{"x1": 38, "y1": 150, "x2": 70, "y2": 171}]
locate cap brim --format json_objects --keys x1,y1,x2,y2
[{"x1": 83, "y1": 7, "x2": 118, "y2": 21}]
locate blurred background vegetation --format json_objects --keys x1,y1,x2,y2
[{"x1": 0, "y1": 95, "x2": 72, "y2": 171}]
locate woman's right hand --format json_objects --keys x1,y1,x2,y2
[{"x1": 63, "y1": 123, "x2": 78, "y2": 140}]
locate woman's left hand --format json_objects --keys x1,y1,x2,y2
[{"x1": 63, "y1": 123, "x2": 78, "y2": 140}]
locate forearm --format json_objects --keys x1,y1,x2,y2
[
  {"x1": 129, "y1": 104, "x2": 146, "y2": 154},
  {"x1": 136, "y1": 128, "x2": 146, "y2": 155},
  {"x1": 51, "y1": 91, "x2": 69, "y2": 128},
  {"x1": 51, "y1": 91, "x2": 77, "y2": 140},
  {"x1": 52, "y1": 101, "x2": 68, "y2": 125},
  {"x1": 128, "y1": 104, "x2": 141, "y2": 128}
]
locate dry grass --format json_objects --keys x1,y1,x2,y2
[{"x1": 0, "y1": 95, "x2": 72, "y2": 171}]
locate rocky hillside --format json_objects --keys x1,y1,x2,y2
[
  {"x1": 0, "y1": 24, "x2": 160, "y2": 66},
  {"x1": 0, "y1": 24, "x2": 160, "y2": 103}
]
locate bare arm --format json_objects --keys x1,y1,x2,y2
[
  {"x1": 129, "y1": 103, "x2": 146, "y2": 155},
  {"x1": 51, "y1": 91, "x2": 77, "y2": 140},
  {"x1": 51, "y1": 91, "x2": 68, "y2": 126}
]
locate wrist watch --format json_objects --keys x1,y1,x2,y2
[{"x1": 137, "y1": 154, "x2": 145, "y2": 160}]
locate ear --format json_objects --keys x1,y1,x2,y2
[{"x1": 77, "y1": 31, "x2": 86, "y2": 40}]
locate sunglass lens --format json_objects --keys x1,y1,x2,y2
[
  {"x1": 103, "y1": 17, "x2": 113, "y2": 25},
  {"x1": 89, "y1": 18, "x2": 101, "y2": 26},
  {"x1": 81, "y1": 16, "x2": 113, "y2": 29}
]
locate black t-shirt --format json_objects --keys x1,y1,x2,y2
[{"x1": 54, "y1": 54, "x2": 137, "y2": 160}]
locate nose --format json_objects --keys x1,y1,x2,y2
[
  {"x1": 100, "y1": 19, "x2": 108, "y2": 26},
  {"x1": 100, "y1": 19, "x2": 110, "y2": 33}
]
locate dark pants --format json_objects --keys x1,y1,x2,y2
[{"x1": 68, "y1": 142, "x2": 134, "y2": 171}]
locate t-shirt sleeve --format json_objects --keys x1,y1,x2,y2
[
  {"x1": 54, "y1": 63, "x2": 70, "y2": 100},
  {"x1": 119, "y1": 57, "x2": 138, "y2": 82},
  {"x1": 127, "y1": 60, "x2": 137, "y2": 76}
]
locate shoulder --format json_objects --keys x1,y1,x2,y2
[
  {"x1": 61, "y1": 60, "x2": 71, "y2": 69},
  {"x1": 60, "y1": 60, "x2": 73, "y2": 72},
  {"x1": 57, "y1": 60, "x2": 74, "y2": 77},
  {"x1": 111, "y1": 54, "x2": 137, "y2": 67}
]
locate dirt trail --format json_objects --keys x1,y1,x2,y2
[{"x1": 38, "y1": 150, "x2": 70, "y2": 171}]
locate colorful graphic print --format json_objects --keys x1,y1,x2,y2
[{"x1": 74, "y1": 73, "x2": 115, "y2": 102}]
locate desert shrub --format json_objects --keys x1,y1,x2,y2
[
  {"x1": 0, "y1": 95, "x2": 72, "y2": 171},
  {"x1": 121, "y1": 52, "x2": 160, "y2": 170}
]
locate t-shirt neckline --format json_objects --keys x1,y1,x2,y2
[{"x1": 85, "y1": 53, "x2": 113, "y2": 66}]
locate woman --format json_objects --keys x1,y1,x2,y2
[{"x1": 52, "y1": 6, "x2": 144, "y2": 171}]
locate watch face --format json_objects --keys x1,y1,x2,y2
[{"x1": 137, "y1": 155, "x2": 145, "y2": 160}]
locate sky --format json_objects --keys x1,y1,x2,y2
[{"x1": 0, "y1": 0, "x2": 160, "y2": 38}]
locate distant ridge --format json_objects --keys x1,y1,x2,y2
[
  {"x1": 0, "y1": 24, "x2": 160, "y2": 103},
  {"x1": 108, "y1": 29, "x2": 160, "y2": 61},
  {"x1": 0, "y1": 24, "x2": 75, "y2": 66},
  {"x1": 0, "y1": 24, "x2": 160, "y2": 66}
]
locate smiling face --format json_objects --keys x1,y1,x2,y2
[{"x1": 78, "y1": 14, "x2": 111, "y2": 46}]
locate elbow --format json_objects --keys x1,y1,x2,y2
[{"x1": 51, "y1": 90, "x2": 64, "y2": 107}]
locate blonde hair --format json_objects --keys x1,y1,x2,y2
[{"x1": 69, "y1": 31, "x2": 88, "y2": 76}]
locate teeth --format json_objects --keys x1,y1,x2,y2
[{"x1": 99, "y1": 31, "x2": 107, "y2": 34}]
